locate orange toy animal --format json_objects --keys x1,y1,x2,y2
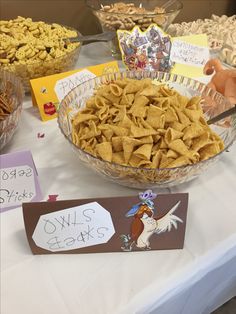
[{"x1": 204, "y1": 59, "x2": 236, "y2": 105}]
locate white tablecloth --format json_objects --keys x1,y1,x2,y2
[{"x1": 1, "y1": 43, "x2": 236, "y2": 314}]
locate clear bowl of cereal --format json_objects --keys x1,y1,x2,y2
[
  {"x1": 57, "y1": 71, "x2": 236, "y2": 189},
  {"x1": 86, "y1": 0, "x2": 183, "y2": 57},
  {"x1": 0, "y1": 17, "x2": 81, "y2": 92},
  {"x1": 0, "y1": 69, "x2": 24, "y2": 150}
]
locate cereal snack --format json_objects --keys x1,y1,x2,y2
[
  {"x1": 0, "y1": 16, "x2": 81, "y2": 91},
  {"x1": 71, "y1": 78, "x2": 224, "y2": 169},
  {"x1": 97, "y1": 2, "x2": 166, "y2": 32}
]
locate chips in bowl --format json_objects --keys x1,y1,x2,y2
[
  {"x1": 58, "y1": 71, "x2": 236, "y2": 189},
  {"x1": 71, "y1": 78, "x2": 224, "y2": 170}
]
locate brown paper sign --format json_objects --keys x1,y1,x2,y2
[{"x1": 22, "y1": 191, "x2": 188, "y2": 254}]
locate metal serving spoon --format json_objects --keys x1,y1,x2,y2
[
  {"x1": 64, "y1": 31, "x2": 116, "y2": 44},
  {"x1": 207, "y1": 104, "x2": 236, "y2": 125}
]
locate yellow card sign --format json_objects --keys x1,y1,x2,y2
[
  {"x1": 170, "y1": 34, "x2": 209, "y2": 78},
  {"x1": 30, "y1": 61, "x2": 119, "y2": 121}
]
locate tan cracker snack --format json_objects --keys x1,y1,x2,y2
[
  {"x1": 0, "y1": 16, "x2": 80, "y2": 90},
  {"x1": 71, "y1": 78, "x2": 224, "y2": 169}
]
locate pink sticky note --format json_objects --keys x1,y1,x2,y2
[{"x1": 0, "y1": 150, "x2": 43, "y2": 213}]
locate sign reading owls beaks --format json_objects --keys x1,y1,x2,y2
[
  {"x1": 117, "y1": 24, "x2": 173, "y2": 72},
  {"x1": 23, "y1": 190, "x2": 188, "y2": 254}
]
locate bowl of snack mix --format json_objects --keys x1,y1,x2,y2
[
  {"x1": 57, "y1": 71, "x2": 236, "y2": 189},
  {"x1": 0, "y1": 16, "x2": 81, "y2": 92},
  {"x1": 0, "y1": 69, "x2": 24, "y2": 150},
  {"x1": 86, "y1": 0, "x2": 183, "y2": 57}
]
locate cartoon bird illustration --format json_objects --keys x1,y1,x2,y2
[{"x1": 120, "y1": 190, "x2": 183, "y2": 251}]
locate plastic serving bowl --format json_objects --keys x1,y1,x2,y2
[
  {"x1": 0, "y1": 69, "x2": 24, "y2": 150},
  {"x1": 86, "y1": 0, "x2": 183, "y2": 56},
  {"x1": 57, "y1": 71, "x2": 236, "y2": 189}
]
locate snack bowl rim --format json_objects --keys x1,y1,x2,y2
[{"x1": 57, "y1": 70, "x2": 236, "y2": 183}]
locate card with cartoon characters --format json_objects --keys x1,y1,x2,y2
[
  {"x1": 117, "y1": 24, "x2": 173, "y2": 72},
  {"x1": 23, "y1": 191, "x2": 188, "y2": 254}
]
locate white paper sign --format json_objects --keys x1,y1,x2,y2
[
  {"x1": 54, "y1": 69, "x2": 96, "y2": 102},
  {"x1": 170, "y1": 40, "x2": 209, "y2": 67},
  {"x1": 0, "y1": 166, "x2": 36, "y2": 209},
  {"x1": 32, "y1": 202, "x2": 115, "y2": 252}
]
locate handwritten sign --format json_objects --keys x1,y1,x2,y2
[
  {"x1": 32, "y1": 202, "x2": 115, "y2": 252},
  {"x1": 170, "y1": 40, "x2": 209, "y2": 67},
  {"x1": 0, "y1": 151, "x2": 43, "y2": 213},
  {"x1": 0, "y1": 166, "x2": 36, "y2": 207},
  {"x1": 30, "y1": 61, "x2": 119, "y2": 121},
  {"x1": 54, "y1": 69, "x2": 96, "y2": 102},
  {"x1": 23, "y1": 194, "x2": 188, "y2": 254}
]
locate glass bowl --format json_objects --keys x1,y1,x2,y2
[
  {"x1": 57, "y1": 71, "x2": 236, "y2": 189},
  {"x1": 0, "y1": 69, "x2": 24, "y2": 150},
  {"x1": 0, "y1": 22, "x2": 81, "y2": 93},
  {"x1": 86, "y1": 0, "x2": 183, "y2": 57}
]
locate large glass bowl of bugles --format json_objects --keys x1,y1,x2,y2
[{"x1": 57, "y1": 70, "x2": 236, "y2": 189}]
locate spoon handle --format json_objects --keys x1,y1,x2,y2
[
  {"x1": 65, "y1": 31, "x2": 116, "y2": 43},
  {"x1": 207, "y1": 104, "x2": 236, "y2": 125}
]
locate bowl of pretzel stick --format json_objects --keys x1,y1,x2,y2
[
  {"x1": 0, "y1": 16, "x2": 81, "y2": 92},
  {"x1": 0, "y1": 69, "x2": 24, "y2": 150},
  {"x1": 57, "y1": 70, "x2": 236, "y2": 189}
]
